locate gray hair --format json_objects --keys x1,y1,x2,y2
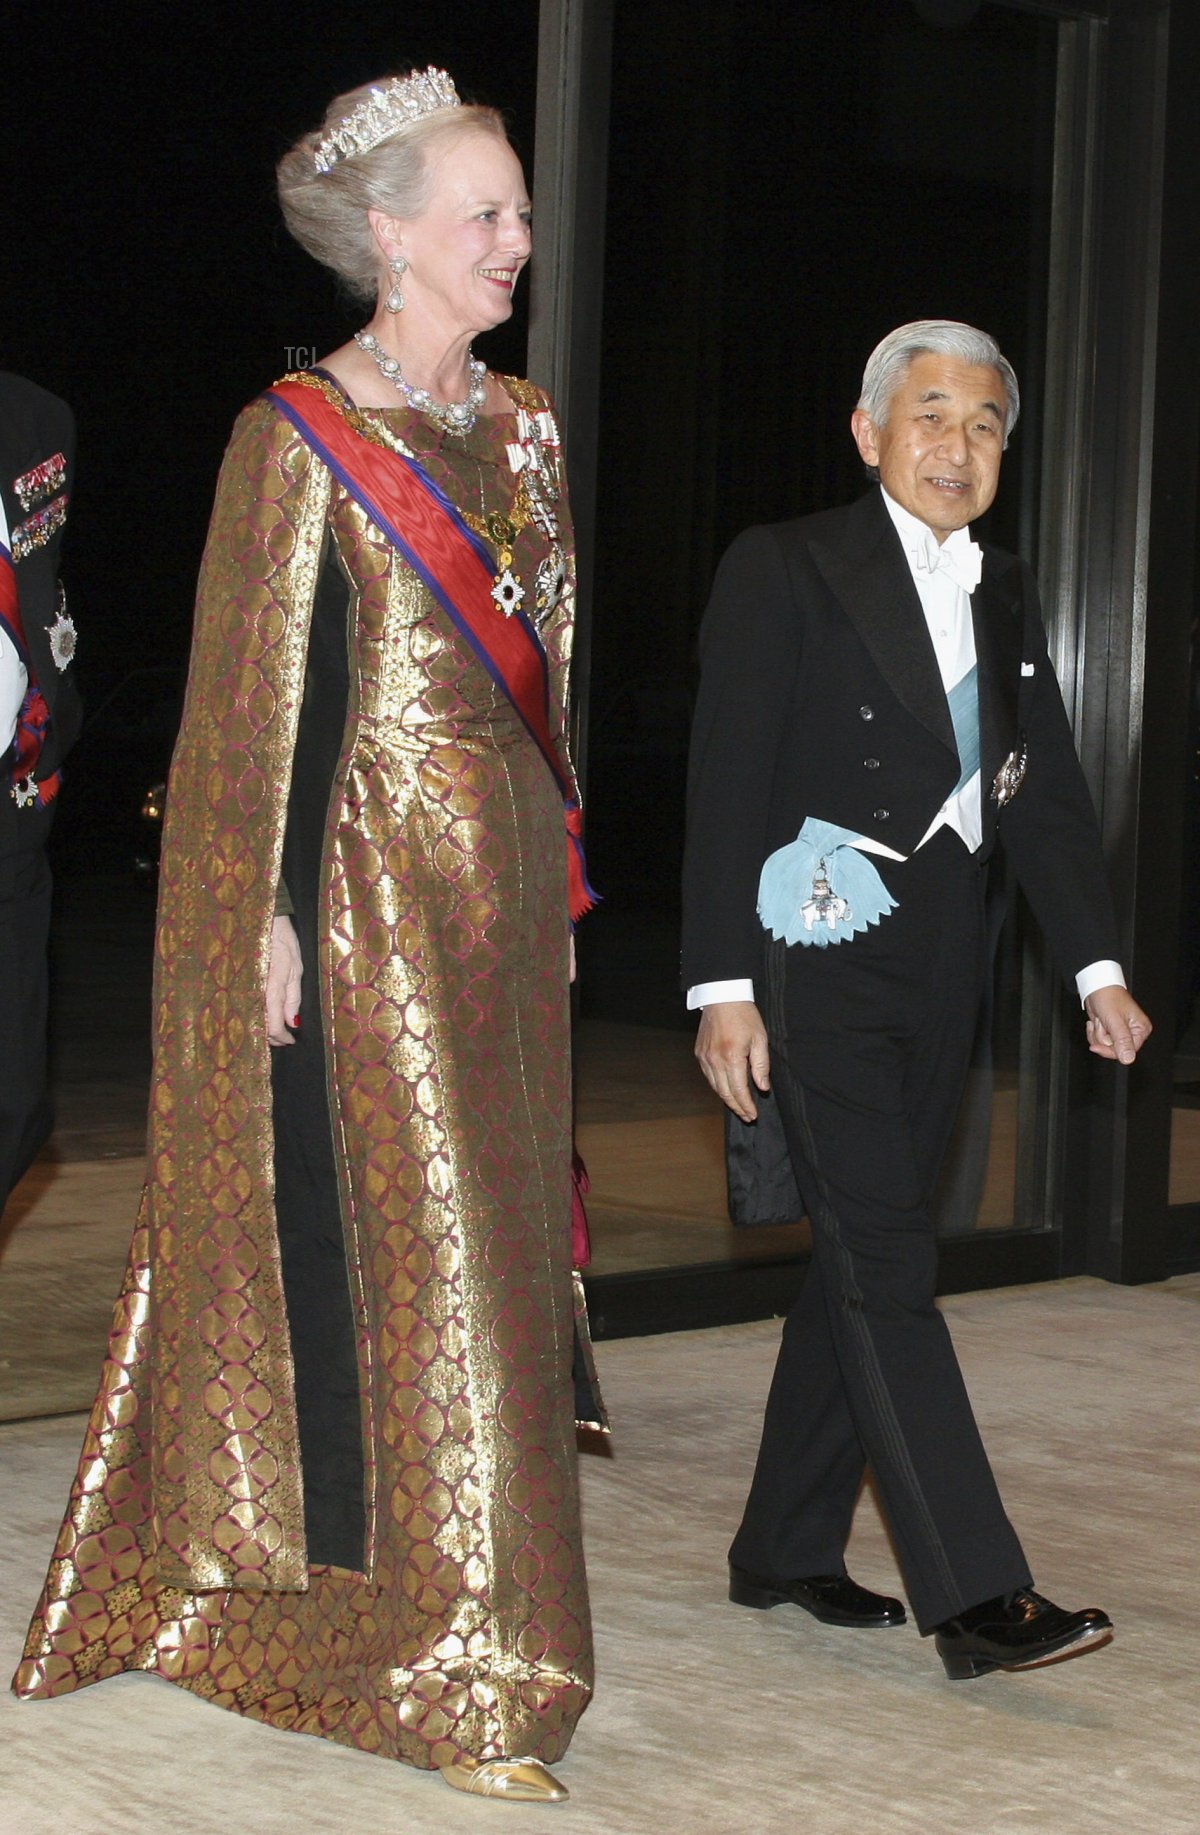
[
  {"x1": 277, "y1": 80, "x2": 508, "y2": 305},
  {"x1": 857, "y1": 319, "x2": 1020, "y2": 446}
]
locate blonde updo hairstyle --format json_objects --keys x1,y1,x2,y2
[{"x1": 277, "y1": 78, "x2": 509, "y2": 306}]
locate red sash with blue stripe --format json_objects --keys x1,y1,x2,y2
[
  {"x1": 265, "y1": 375, "x2": 595, "y2": 922},
  {"x1": 0, "y1": 541, "x2": 60, "y2": 808}
]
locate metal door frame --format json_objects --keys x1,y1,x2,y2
[{"x1": 530, "y1": 0, "x2": 1200, "y2": 1327}]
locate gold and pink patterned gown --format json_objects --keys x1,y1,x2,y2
[{"x1": 13, "y1": 373, "x2": 595, "y2": 1770}]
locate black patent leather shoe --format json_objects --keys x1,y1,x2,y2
[
  {"x1": 934, "y1": 1588, "x2": 1113, "y2": 1680},
  {"x1": 729, "y1": 1563, "x2": 907, "y2": 1627}
]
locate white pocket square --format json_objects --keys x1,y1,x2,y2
[{"x1": 1020, "y1": 662, "x2": 1036, "y2": 677}]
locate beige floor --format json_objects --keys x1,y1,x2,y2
[
  {"x1": 5, "y1": 1046, "x2": 1200, "y2": 1419},
  {"x1": 2, "y1": 1275, "x2": 1198, "y2": 1834}
]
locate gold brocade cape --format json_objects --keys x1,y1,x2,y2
[
  {"x1": 138, "y1": 396, "x2": 329, "y2": 1590},
  {"x1": 16, "y1": 378, "x2": 594, "y2": 1768}
]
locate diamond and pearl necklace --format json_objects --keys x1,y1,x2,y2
[{"x1": 354, "y1": 329, "x2": 487, "y2": 433}]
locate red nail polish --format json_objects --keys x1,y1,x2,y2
[{"x1": 292, "y1": 1013, "x2": 301, "y2": 1028}]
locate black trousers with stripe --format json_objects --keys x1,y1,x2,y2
[{"x1": 728, "y1": 828, "x2": 1031, "y2": 1632}]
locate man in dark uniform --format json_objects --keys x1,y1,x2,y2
[
  {"x1": 0, "y1": 371, "x2": 81, "y2": 1211},
  {"x1": 682, "y1": 321, "x2": 1150, "y2": 1680}
]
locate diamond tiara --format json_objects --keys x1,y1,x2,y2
[{"x1": 313, "y1": 67, "x2": 461, "y2": 173}]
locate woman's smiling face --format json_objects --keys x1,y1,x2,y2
[{"x1": 379, "y1": 128, "x2": 532, "y2": 339}]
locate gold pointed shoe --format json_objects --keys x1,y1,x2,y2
[{"x1": 439, "y1": 1756, "x2": 569, "y2": 1803}]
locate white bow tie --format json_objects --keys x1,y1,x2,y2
[{"x1": 912, "y1": 528, "x2": 983, "y2": 595}]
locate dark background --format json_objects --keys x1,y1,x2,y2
[
  {"x1": 581, "y1": 0, "x2": 1055, "y2": 1018},
  {"x1": 6, "y1": 0, "x2": 1055, "y2": 1035},
  {"x1": 3, "y1": 1, "x2": 539, "y2": 867}
]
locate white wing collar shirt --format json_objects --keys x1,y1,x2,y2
[
  {"x1": 689, "y1": 488, "x2": 1123, "y2": 1008},
  {"x1": 882, "y1": 487, "x2": 983, "y2": 855}
]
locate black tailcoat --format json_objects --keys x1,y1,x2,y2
[
  {"x1": 1, "y1": 371, "x2": 79, "y2": 1200},
  {"x1": 682, "y1": 487, "x2": 1121, "y2": 1629},
  {"x1": 682, "y1": 486, "x2": 1119, "y2": 995},
  {"x1": 0, "y1": 370, "x2": 80, "y2": 834}
]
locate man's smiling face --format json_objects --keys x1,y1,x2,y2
[{"x1": 850, "y1": 352, "x2": 1008, "y2": 541}]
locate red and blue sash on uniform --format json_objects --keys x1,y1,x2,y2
[
  {"x1": 265, "y1": 375, "x2": 596, "y2": 922},
  {"x1": 0, "y1": 540, "x2": 60, "y2": 808}
]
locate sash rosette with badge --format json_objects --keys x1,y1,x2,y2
[{"x1": 758, "y1": 816, "x2": 901, "y2": 947}]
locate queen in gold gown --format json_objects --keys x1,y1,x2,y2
[{"x1": 14, "y1": 69, "x2": 598, "y2": 1806}]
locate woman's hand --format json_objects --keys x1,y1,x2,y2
[{"x1": 266, "y1": 914, "x2": 303, "y2": 1047}]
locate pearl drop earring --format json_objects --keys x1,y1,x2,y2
[{"x1": 385, "y1": 256, "x2": 408, "y2": 313}]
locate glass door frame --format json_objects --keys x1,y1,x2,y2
[
  {"x1": 529, "y1": 0, "x2": 1200, "y2": 1332},
  {"x1": 1021, "y1": 0, "x2": 1200, "y2": 1283}
]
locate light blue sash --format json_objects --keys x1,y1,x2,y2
[
  {"x1": 759, "y1": 669, "x2": 977, "y2": 949},
  {"x1": 948, "y1": 663, "x2": 980, "y2": 792}
]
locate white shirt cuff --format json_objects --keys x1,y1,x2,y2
[
  {"x1": 1076, "y1": 960, "x2": 1125, "y2": 1006},
  {"x1": 687, "y1": 978, "x2": 756, "y2": 1010}
]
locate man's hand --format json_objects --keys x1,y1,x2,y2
[
  {"x1": 695, "y1": 1000, "x2": 771, "y2": 1122},
  {"x1": 266, "y1": 914, "x2": 303, "y2": 1047},
  {"x1": 1084, "y1": 985, "x2": 1152, "y2": 1065}
]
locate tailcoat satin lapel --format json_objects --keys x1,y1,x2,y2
[
  {"x1": 971, "y1": 548, "x2": 1023, "y2": 789},
  {"x1": 806, "y1": 490, "x2": 957, "y2": 758}
]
